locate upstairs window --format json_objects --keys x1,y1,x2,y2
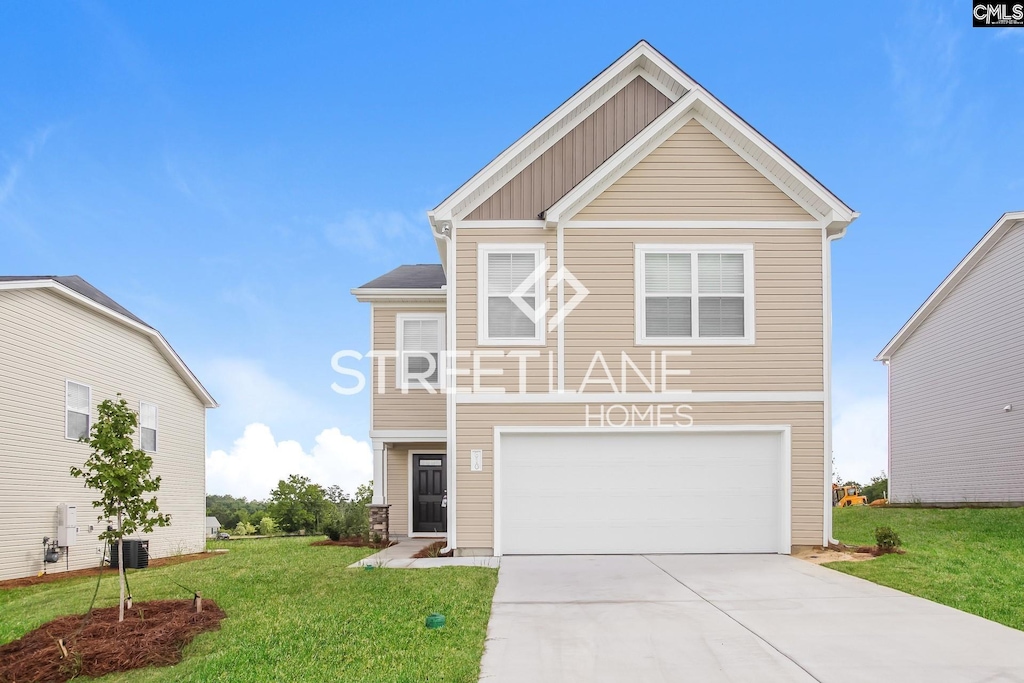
[
  {"x1": 66, "y1": 381, "x2": 91, "y2": 440},
  {"x1": 397, "y1": 313, "x2": 445, "y2": 390},
  {"x1": 637, "y1": 245, "x2": 754, "y2": 345},
  {"x1": 140, "y1": 402, "x2": 158, "y2": 452},
  {"x1": 479, "y1": 244, "x2": 545, "y2": 345}
]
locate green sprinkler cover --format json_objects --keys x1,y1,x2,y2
[{"x1": 425, "y1": 613, "x2": 446, "y2": 629}]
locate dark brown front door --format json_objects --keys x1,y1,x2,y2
[{"x1": 413, "y1": 454, "x2": 446, "y2": 533}]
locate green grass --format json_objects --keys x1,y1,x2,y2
[
  {"x1": 0, "y1": 538, "x2": 498, "y2": 682},
  {"x1": 828, "y1": 506, "x2": 1024, "y2": 630}
]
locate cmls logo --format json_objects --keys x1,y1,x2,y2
[{"x1": 974, "y1": 2, "x2": 1024, "y2": 26}]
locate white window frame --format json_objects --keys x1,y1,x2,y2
[
  {"x1": 395, "y1": 312, "x2": 446, "y2": 391},
  {"x1": 635, "y1": 244, "x2": 755, "y2": 346},
  {"x1": 140, "y1": 401, "x2": 158, "y2": 452},
  {"x1": 65, "y1": 380, "x2": 92, "y2": 441},
  {"x1": 477, "y1": 243, "x2": 546, "y2": 346}
]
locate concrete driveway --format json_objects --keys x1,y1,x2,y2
[{"x1": 479, "y1": 555, "x2": 1024, "y2": 682}]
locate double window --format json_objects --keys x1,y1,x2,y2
[
  {"x1": 478, "y1": 244, "x2": 545, "y2": 345},
  {"x1": 65, "y1": 381, "x2": 91, "y2": 440},
  {"x1": 636, "y1": 245, "x2": 754, "y2": 344},
  {"x1": 396, "y1": 313, "x2": 445, "y2": 390}
]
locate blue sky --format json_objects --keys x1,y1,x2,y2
[{"x1": 2, "y1": 1, "x2": 1022, "y2": 496}]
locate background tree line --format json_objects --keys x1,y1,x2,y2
[{"x1": 207, "y1": 475, "x2": 372, "y2": 538}]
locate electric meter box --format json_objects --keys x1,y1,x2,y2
[{"x1": 57, "y1": 503, "x2": 78, "y2": 547}]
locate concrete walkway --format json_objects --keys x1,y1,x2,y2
[
  {"x1": 479, "y1": 554, "x2": 1024, "y2": 682},
  {"x1": 348, "y1": 537, "x2": 500, "y2": 569}
]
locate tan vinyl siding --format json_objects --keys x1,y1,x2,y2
[
  {"x1": 0, "y1": 288, "x2": 207, "y2": 581},
  {"x1": 466, "y1": 76, "x2": 672, "y2": 221},
  {"x1": 888, "y1": 221, "x2": 1024, "y2": 503},
  {"x1": 454, "y1": 402, "x2": 825, "y2": 550},
  {"x1": 455, "y1": 228, "x2": 558, "y2": 393},
  {"x1": 576, "y1": 119, "x2": 814, "y2": 221},
  {"x1": 564, "y1": 228, "x2": 823, "y2": 392},
  {"x1": 371, "y1": 306, "x2": 446, "y2": 431},
  {"x1": 386, "y1": 447, "x2": 409, "y2": 535}
]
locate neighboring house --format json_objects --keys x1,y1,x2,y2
[
  {"x1": 0, "y1": 275, "x2": 217, "y2": 580},
  {"x1": 876, "y1": 211, "x2": 1024, "y2": 504},
  {"x1": 206, "y1": 517, "x2": 222, "y2": 538},
  {"x1": 352, "y1": 41, "x2": 857, "y2": 556}
]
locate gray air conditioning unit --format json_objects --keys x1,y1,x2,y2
[{"x1": 108, "y1": 539, "x2": 150, "y2": 569}]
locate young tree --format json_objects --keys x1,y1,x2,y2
[{"x1": 70, "y1": 396, "x2": 170, "y2": 622}]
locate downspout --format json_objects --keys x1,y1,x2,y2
[
  {"x1": 557, "y1": 222, "x2": 565, "y2": 392},
  {"x1": 823, "y1": 219, "x2": 850, "y2": 546},
  {"x1": 433, "y1": 219, "x2": 456, "y2": 554}
]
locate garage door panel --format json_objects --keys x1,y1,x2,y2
[{"x1": 499, "y1": 431, "x2": 785, "y2": 555}]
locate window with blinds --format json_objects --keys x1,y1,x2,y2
[
  {"x1": 398, "y1": 314, "x2": 444, "y2": 389},
  {"x1": 66, "y1": 381, "x2": 91, "y2": 440},
  {"x1": 479, "y1": 246, "x2": 544, "y2": 344},
  {"x1": 140, "y1": 402, "x2": 158, "y2": 452},
  {"x1": 638, "y1": 246, "x2": 752, "y2": 343}
]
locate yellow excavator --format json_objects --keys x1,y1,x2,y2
[{"x1": 832, "y1": 483, "x2": 868, "y2": 507}]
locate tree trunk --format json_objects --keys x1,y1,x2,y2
[{"x1": 117, "y1": 512, "x2": 125, "y2": 623}]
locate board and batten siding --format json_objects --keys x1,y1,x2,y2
[
  {"x1": 575, "y1": 120, "x2": 814, "y2": 221},
  {"x1": 371, "y1": 306, "x2": 446, "y2": 431},
  {"x1": 466, "y1": 76, "x2": 672, "y2": 221},
  {"x1": 0, "y1": 288, "x2": 207, "y2": 581},
  {"x1": 454, "y1": 402, "x2": 825, "y2": 552},
  {"x1": 888, "y1": 221, "x2": 1024, "y2": 503}
]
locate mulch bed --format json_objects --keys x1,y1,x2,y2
[
  {"x1": 831, "y1": 542, "x2": 906, "y2": 557},
  {"x1": 0, "y1": 599, "x2": 225, "y2": 683},
  {"x1": 310, "y1": 538, "x2": 396, "y2": 549},
  {"x1": 0, "y1": 552, "x2": 221, "y2": 590},
  {"x1": 412, "y1": 541, "x2": 453, "y2": 559}
]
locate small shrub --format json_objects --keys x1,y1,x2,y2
[
  {"x1": 875, "y1": 526, "x2": 902, "y2": 552},
  {"x1": 258, "y1": 516, "x2": 277, "y2": 536},
  {"x1": 323, "y1": 522, "x2": 343, "y2": 542},
  {"x1": 233, "y1": 521, "x2": 256, "y2": 536}
]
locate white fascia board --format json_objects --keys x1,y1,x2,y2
[
  {"x1": 0, "y1": 280, "x2": 218, "y2": 408},
  {"x1": 350, "y1": 288, "x2": 447, "y2": 304},
  {"x1": 430, "y1": 42, "x2": 693, "y2": 224},
  {"x1": 876, "y1": 211, "x2": 1024, "y2": 361},
  {"x1": 544, "y1": 89, "x2": 855, "y2": 228}
]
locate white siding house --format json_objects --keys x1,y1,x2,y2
[
  {"x1": 877, "y1": 212, "x2": 1024, "y2": 504},
  {"x1": 0, "y1": 276, "x2": 217, "y2": 580}
]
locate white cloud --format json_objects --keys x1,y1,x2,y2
[
  {"x1": 0, "y1": 125, "x2": 53, "y2": 206},
  {"x1": 207, "y1": 423, "x2": 372, "y2": 500},
  {"x1": 832, "y1": 394, "x2": 888, "y2": 487}
]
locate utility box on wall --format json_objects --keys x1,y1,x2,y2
[{"x1": 57, "y1": 503, "x2": 77, "y2": 547}]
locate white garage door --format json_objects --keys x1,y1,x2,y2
[{"x1": 497, "y1": 430, "x2": 788, "y2": 555}]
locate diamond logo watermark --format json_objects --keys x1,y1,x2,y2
[{"x1": 509, "y1": 257, "x2": 590, "y2": 332}]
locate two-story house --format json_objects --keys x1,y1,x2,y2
[
  {"x1": 0, "y1": 275, "x2": 216, "y2": 580},
  {"x1": 352, "y1": 41, "x2": 857, "y2": 557}
]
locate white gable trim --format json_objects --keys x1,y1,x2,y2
[
  {"x1": 429, "y1": 42, "x2": 697, "y2": 227},
  {"x1": 543, "y1": 90, "x2": 850, "y2": 227},
  {"x1": 876, "y1": 211, "x2": 1024, "y2": 361},
  {"x1": 0, "y1": 279, "x2": 218, "y2": 408}
]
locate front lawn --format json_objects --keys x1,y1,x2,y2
[
  {"x1": 0, "y1": 537, "x2": 498, "y2": 682},
  {"x1": 829, "y1": 506, "x2": 1024, "y2": 631}
]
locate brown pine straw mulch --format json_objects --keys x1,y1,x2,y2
[
  {"x1": 0, "y1": 600, "x2": 225, "y2": 683},
  {"x1": 0, "y1": 552, "x2": 221, "y2": 590},
  {"x1": 309, "y1": 538, "x2": 395, "y2": 549},
  {"x1": 412, "y1": 541, "x2": 453, "y2": 559}
]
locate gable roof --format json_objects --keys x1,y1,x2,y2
[
  {"x1": 0, "y1": 275, "x2": 151, "y2": 327},
  {"x1": 428, "y1": 40, "x2": 856, "y2": 237},
  {"x1": 876, "y1": 211, "x2": 1024, "y2": 361},
  {"x1": 0, "y1": 275, "x2": 217, "y2": 408}
]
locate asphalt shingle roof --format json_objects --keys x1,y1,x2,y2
[
  {"x1": 356, "y1": 264, "x2": 446, "y2": 290},
  {"x1": 0, "y1": 275, "x2": 151, "y2": 328}
]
